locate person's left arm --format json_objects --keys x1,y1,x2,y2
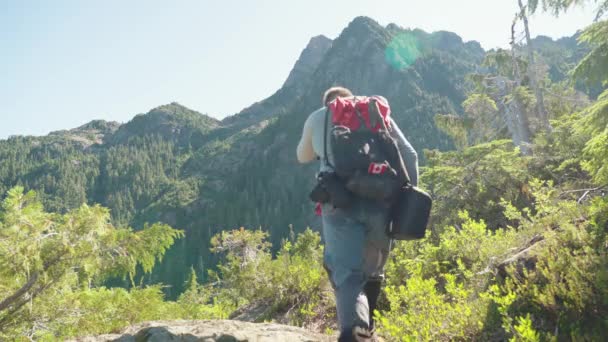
[{"x1": 389, "y1": 118, "x2": 419, "y2": 186}]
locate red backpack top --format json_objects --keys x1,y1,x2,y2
[{"x1": 328, "y1": 96, "x2": 392, "y2": 132}]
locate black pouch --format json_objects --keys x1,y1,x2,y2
[
  {"x1": 388, "y1": 185, "x2": 432, "y2": 240},
  {"x1": 309, "y1": 182, "x2": 330, "y2": 203},
  {"x1": 309, "y1": 172, "x2": 353, "y2": 208}
]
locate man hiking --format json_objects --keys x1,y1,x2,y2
[{"x1": 297, "y1": 86, "x2": 419, "y2": 341}]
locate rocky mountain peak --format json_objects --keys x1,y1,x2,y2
[
  {"x1": 283, "y1": 35, "x2": 333, "y2": 88},
  {"x1": 335, "y1": 16, "x2": 389, "y2": 46},
  {"x1": 346, "y1": 16, "x2": 384, "y2": 34},
  {"x1": 327, "y1": 16, "x2": 391, "y2": 59},
  {"x1": 220, "y1": 35, "x2": 333, "y2": 128}
]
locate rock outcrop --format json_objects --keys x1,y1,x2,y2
[
  {"x1": 283, "y1": 35, "x2": 333, "y2": 89},
  {"x1": 72, "y1": 320, "x2": 333, "y2": 342}
]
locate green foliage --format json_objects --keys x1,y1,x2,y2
[
  {"x1": 99, "y1": 135, "x2": 181, "y2": 226},
  {"x1": 422, "y1": 140, "x2": 531, "y2": 231},
  {"x1": 176, "y1": 267, "x2": 235, "y2": 320},
  {"x1": 574, "y1": 89, "x2": 608, "y2": 184},
  {"x1": 0, "y1": 216, "x2": 329, "y2": 339},
  {"x1": 463, "y1": 94, "x2": 498, "y2": 127},
  {"x1": 511, "y1": 314, "x2": 541, "y2": 342},
  {"x1": 434, "y1": 94, "x2": 502, "y2": 151},
  {"x1": 0, "y1": 187, "x2": 183, "y2": 340},
  {"x1": 489, "y1": 195, "x2": 608, "y2": 340},
  {"x1": 433, "y1": 114, "x2": 469, "y2": 150},
  {"x1": 528, "y1": 1, "x2": 608, "y2": 86},
  {"x1": 544, "y1": 83, "x2": 590, "y2": 119},
  {"x1": 378, "y1": 173, "x2": 608, "y2": 340},
  {"x1": 573, "y1": 20, "x2": 608, "y2": 86},
  {"x1": 0, "y1": 135, "x2": 100, "y2": 213},
  {"x1": 528, "y1": 0, "x2": 607, "y2": 21},
  {"x1": 482, "y1": 49, "x2": 528, "y2": 78},
  {"x1": 379, "y1": 210, "x2": 531, "y2": 341},
  {"x1": 528, "y1": 0, "x2": 587, "y2": 16},
  {"x1": 209, "y1": 227, "x2": 333, "y2": 327},
  {"x1": 23, "y1": 286, "x2": 178, "y2": 341},
  {"x1": 377, "y1": 70, "x2": 608, "y2": 339},
  {"x1": 379, "y1": 270, "x2": 483, "y2": 341}
]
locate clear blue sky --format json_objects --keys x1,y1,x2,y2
[{"x1": 0, "y1": 0, "x2": 597, "y2": 139}]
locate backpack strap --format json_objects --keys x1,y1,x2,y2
[
  {"x1": 323, "y1": 107, "x2": 334, "y2": 169},
  {"x1": 369, "y1": 98, "x2": 386, "y2": 131},
  {"x1": 369, "y1": 98, "x2": 412, "y2": 185},
  {"x1": 352, "y1": 96, "x2": 368, "y2": 131}
]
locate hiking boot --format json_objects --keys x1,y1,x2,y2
[
  {"x1": 337, "y1": 325, "x2": 379, "y2": 342},
  {"x1": 364, "y1": 279, "x2": 382, "y2": 331}
]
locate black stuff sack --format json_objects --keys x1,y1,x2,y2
[{"x1": 388, "y1": 185, "x2": 432, "y2": 240}]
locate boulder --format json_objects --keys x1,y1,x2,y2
[{"x1": 70, "y1": 320, "x2": 333, "y2": 342}]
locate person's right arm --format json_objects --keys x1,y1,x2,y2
[
  {"x1": 297, "y1": 114, "x2": 316, "y2": 164},
  {"x1": 389, "y1": 119, "x2": 419, "y2": 186}
]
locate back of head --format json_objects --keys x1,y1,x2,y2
[{"x1": 323, "y1": 86, "x2": 353, "y2": 106}]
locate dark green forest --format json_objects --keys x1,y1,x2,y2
[{"x1": 1, "y1": 0, "x2": 608, "y2": 340}]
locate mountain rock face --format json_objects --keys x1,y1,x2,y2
[
  {"x1": 219, "y1": 35, "x2": 332, "y2": 130},
  {"x1": 72, "y1": 320, "x2": 331, "y2": 342},
  {"x1": 47, "y1": 120, "x2": 121, "y2": 147},
  {"x1": 0, "y1": 16, "x2": 583, "y2": 296},
  {"x1": 283, "y1": 35, "x2": 333, "y2": 89}
]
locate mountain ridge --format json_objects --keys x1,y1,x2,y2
[{"x1": 1, "y1": 22, "x2": 584, "y2": 143}]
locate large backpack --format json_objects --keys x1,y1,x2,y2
[
  {"x1": 323, "y1": 96, "x2": 409, "y2": 202},
  {"x1": 322, "y1": 96, "x2": 433, "y2": 240}
]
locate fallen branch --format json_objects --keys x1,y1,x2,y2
[
  {"x1": 560, "y1": 185, "x2": 607, "y2": 195},
  {"x1": 578, "y1": 190, "x2": 592, "y2": 204},
  {"x1": 558, "y1": 185, "x2": 607, "y2": 203}
]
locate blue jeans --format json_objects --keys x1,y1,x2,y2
[{"x1": 321, "y1": 199, "x2": 392, "y2": 332}]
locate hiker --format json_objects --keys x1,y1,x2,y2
[{"x1": 297, "y1": 86, "x2": 419, "y2": 341}]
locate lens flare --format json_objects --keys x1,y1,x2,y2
[{"x1": 385, "y1": 32, "x2": 422, "y2": 70}]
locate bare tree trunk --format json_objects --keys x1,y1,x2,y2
[
  {"x1": 0, "y1": 272, "x2": 39, "y2": 312},
  {"x1": 518, "y1": 0, "x2": 550, "y2": 130},
  {"x1": 495, "y1": 76, "x2": 532, "y2": 155},
  {"x1": 510, "y1": 19, "x2": 524, "y2": 82},
  {"x1": 489, "y1": 18, "x2": 531, "y2": 155}
]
